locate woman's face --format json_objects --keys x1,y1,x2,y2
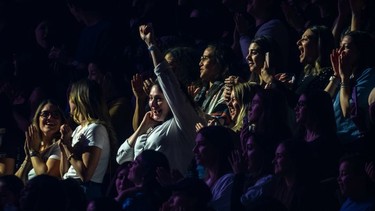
[
  {"x1": 338, "y1": 35, "x2": 359, "y2": 68},
  {"x1": 115, "y1": 167, "x2": 132, "y2": 194},
  {"x1": 227, "y1": 90, "x2": 241, "y2": 121},
  {"x1": 273, "y1": 143, "x2": 289, "y2": 175},
  {"x1": 296, "y1": 29, "x2": 318, "y2": 65},
  {"x1": 87, "y1": 63, "x2": 104, "y2": 85},
  {"x1": 193, "y1": 133, "x2": 216, "y2": 168},
  {"x1": 38, "y1": 103, "x2": 62, "y2": 137},
  {"x1": 295, "y1": 94, "x2": 307, "y2": 125},
  {"x1": 35, "y1": 21, "x2": 51, "y2": 50},
  {"x1": 337, "y1": 161, "x2": 362, "y2": 197},
  {"x1": 246, "y1": 136, "x2": 261, "y2": 171},
  {"x1": 248, "y1": 93, "x2": 263, "y2": 123},
  {"x1": 246, "y1": 42, "x2": 264, "y2": 74},
  {"x1": 148, "y1": 85, "x2": 171, "y2": 122},
  {"x1": 199, "y1": 47, "x2": 220, "y2": 82},
  {"x1": 128, "y1": 156, "x2": 145, "y2": 186}
]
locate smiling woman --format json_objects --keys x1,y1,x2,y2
[
  {"x1": 15, "y1": 99, "x2": 66, "y2": 184},
  {"x1": 116, "y1": 24, "x2": 202, "y2": 175}
]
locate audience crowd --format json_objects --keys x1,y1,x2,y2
[{"x1": 1, "y1": 0, "x2": 375, "y2": 210}]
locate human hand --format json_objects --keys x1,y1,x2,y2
[
  {"x1": 187, "y1": 84, "x2": 201, "y2": 98},
  {"x1": 330, "y1": 49, "x2": 340, "y2": 77},
  {"x1": 195, "y1": 122, "x2": 205, "y2": 132},
  {"x1": 131, "y1": 74, "x2": 147, "y2": 99},
  {"x1": 48, "y1": 46, "x2": 70, "y2": 65},
  {"x1": 229, "y1": 149, "x2": 246, "y2": 174},
  {"x1": 140, "y1": 111, "x2": 161, "y2": 132},
  {"x1": 338, "y1": 51, "x2": 351, "y2": 80},
  {"x1": 60, "y1": 124, "x2": 73, "y2": 145},
  {"x1": 224, "y1": 75, "x2": 239, "y2": 86},
  {"x1": 143, "y1": 78, "x2": 154, "y2": 95},
  {"x1": 139, "y1": 23, "x2": 155, "y2": 46},
  {"x1": 224, "y1": 85, "x2": 232, "y2": 103},
  {"x1": 25, "y1": 125, "x2": 40, "y2": 152}
]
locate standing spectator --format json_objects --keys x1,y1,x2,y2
[
  {"x1": 325, "y1": 31, "x2": 375, "y2": 145},
  {"x1": 193, "y1": 125, "x2": 238, "y2": 211},
  {"x1": 116, "y1": 24, "x2": 201, "y2": 175},
  {"x1": 60, "y1": 79, "x2": 117, "y2": 200},
  {"x1": 15, "y1": 100, "x2": 66, "y2": 183},
  {"x1": 338, "y1": 154, "x2": 375, "y2": 211},
  {"x1": 295, "y1": 90, "x2": 341, "y2": 181}
]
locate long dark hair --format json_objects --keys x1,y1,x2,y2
[{"x1": 301, "y1": 90, "x2": 337, "y2": 138}]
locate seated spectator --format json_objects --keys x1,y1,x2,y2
[
  {"x1": 161, "y1": 177, "x2": 213, "y2": 211},
  {"x1": 338, "y1": 154, "x2": 375, "y2": 211},
  {"x1": 227, "y1": 82, "x2": 258, "y2": 132},
  {"x1": 241, "y1": 88, "x2": 293, "y2": 148},
  {"x1": 276, "y1": 25, "x2": 334, "y2": 107},
  {"x1": 119, "y1": 150, "x2": 170, "y2": 211},
  {"x1": 295, "y1": 90, "x2": 341, "y2": 181},
  {"x1": 193, "y1": 125, "x2": 239, "y2": 211},
  {"x1": 246, "y1": 36, "x2": 283, "y2": 88},
  {"x1": 105, "y1": 161, "x2": 134, "y2": 200},
  {"x1": 325, "y1": 31, "x2": 375, "y2": 145},
  {"x1": 19, "y1": 174, "x2": 67, "y2": 211},
  {"x1": 193, "y1": 42, "x2": 240, "y2": 117},
  {"x1": 0, "y1": 175, "x2": 24, "y2": 211},
  {"x1": 15, "y1": 100, "x2": 66, "y2": 183},
  {"x1": 230, "y1": 133, "x2": 275, "y2": 210},
  {"x1": 272, "y1": 140, "x2": 322, "y2": 210},
  {"x1": 293, "y1": 25, "x2": 334, "y2": 96}
]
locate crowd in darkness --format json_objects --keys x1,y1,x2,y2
[{"x1": 0, "y1": 0, "x2": 375, "y2": 210}]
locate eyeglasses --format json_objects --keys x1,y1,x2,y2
[{"x1": 39, "y1": 111, "x2": 60, "y2": 119}]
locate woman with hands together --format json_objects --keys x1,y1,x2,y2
[
  {"x1": 116, "y1": 23, "x2": 201, "y2": 175},
  {"x1": 15, "y1": 100, "x2": 66, "y2": 183},
  {"x1": 325, "y1": 31, "x2": 375, "y2": 144}
]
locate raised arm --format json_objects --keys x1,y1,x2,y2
[{"x1": 139, "y1": 24, "x2": 201, "y2": 132}]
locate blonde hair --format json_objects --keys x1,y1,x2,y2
[
  {"x1": 69, "y1": 79, "x2": 118, "y2": 158},
  {"x1": 231, "y1": 83, "x2": 257, "y2": 132}
]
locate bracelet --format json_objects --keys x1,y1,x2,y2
[
  {"x1": 340, "y1": 81, "x2": 349, "y2": 89},
  {"x1": 148, "y1": 44, "x2": 157, "y2": 51},
  {"x1": 67, "y1": 153, "x2": 74, "y2": 161},
  {"x1": 29, "y1": 150, "x2": 39, "y2": 157}
]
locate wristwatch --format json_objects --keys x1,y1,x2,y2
[{"x1": 29, "y1": 150, "x2": 39, "y2": 157}]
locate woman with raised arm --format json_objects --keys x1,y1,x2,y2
[{"x1": 116, "y1": 23, "x2": 201, "y2": 175}]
